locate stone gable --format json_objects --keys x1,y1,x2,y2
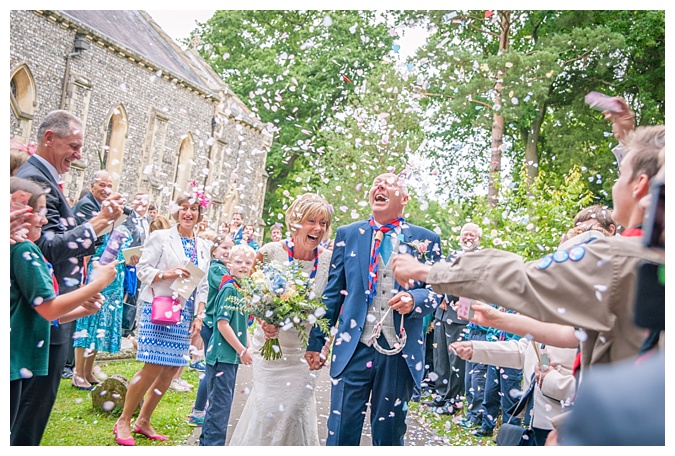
[{"x1": 9, "y1": 10, "x2": 271, "y2": 236}]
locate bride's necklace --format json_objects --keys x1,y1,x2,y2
[{"x1": 285, "y1": 238, "x2": 319, "y2": 280}]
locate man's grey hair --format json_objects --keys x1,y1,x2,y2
[
  {"x1": 37, "y1": 110, "x2": 82, "y2": 142},
  {"x1": 91, "y1": 170, "x2": 112, "y2": 185},
  {"x1": 461, "y1": 222, "x2": 482, "y2": 238}
]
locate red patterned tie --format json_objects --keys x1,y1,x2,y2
[{"x1": 58, "y1": 182, "x2": 64, "y2": 194}]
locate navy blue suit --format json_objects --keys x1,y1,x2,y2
[
  {"x1": 13, "y1": 155, "x2": 97, "y2": 445},
  {"x1": 308, "y1": 219, "x2": 442, "y2": 445}
]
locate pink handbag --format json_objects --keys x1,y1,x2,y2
[{"x1": 150, "y1": 294, "x2": 181, "y2": 325}]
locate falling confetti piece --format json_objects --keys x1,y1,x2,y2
[{"x1": 341, "y1": 74, "x2": 351, "y2": 83}]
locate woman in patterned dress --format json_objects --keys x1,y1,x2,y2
[
  {"x1": 71, "y1": 224, "x2": 132, "y2": 390},
  {"x1": 113, "y1": 195, "x2": 211, "y2": 445}
]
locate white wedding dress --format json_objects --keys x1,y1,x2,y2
[{"x1": 229, "y1": 241, "x2": 332, "y2": 446}]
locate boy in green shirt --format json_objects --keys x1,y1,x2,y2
[{"x1": 199, "y1": 244, "x2": 255, "y2": 446}]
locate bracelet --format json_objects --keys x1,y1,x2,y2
[{"x1": 239, "y1": 347, "x2": 248, "y2": 357}]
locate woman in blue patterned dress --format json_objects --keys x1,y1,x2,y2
[
  {"x1": 113, "y1": 195, "x2": 211, "y2": 446},
  {"x1": 71, "y1": 225, "x2": 132, "y2": 390}
]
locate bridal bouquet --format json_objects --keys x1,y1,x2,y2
[{"x1": 225, "y1": 260, "x2": 331, "y2": 360}]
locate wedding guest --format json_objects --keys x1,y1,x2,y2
[
  {"x1": 391, "y1": 127, "x2": 664, "y2": 375},
  {"x1": 13, "y1": 110, "x2": 124, "y2": 446},
  {"x1": 188, "y1": 234, "x2": 235, "y2": 427},
  {"x1": 71, "y1": 170, "x2": 113, "y2": 225},
  {"x1": 230, "y1": 212, "x2": 244, "y2": 244},
  {"x1": 71, "y1": 224, "x2": 133, "y2": 390},
  {"x1": 241, "y1": 223, "x2": 259, "y2": 251},
  {"x1": 10, "y1": 176, "x2": 117, "y2": 434},
  {"x1": 425, "y1": 223, "x2": 479, "y2": 415},
  {"x1": 452, "y1": 299, "x2": 578, "y2": 445},
  {"x1": 150, "y1": 214, "x2": 172, "y2": 232},
  {"x1": 306, "y1": 172, "x2": 443, "y2": 446},
  {"x1": 269, "y1": 223, "x2": 283, "y2": 242},
  {"x1": 230, "y1": 193, "x2": 333, "y2": 446},
  {"x1": 200, "y1": 244, "x2": 255, "y2": 446},
  {"x1": 70, "y1": 170, "x2": 117, "y2": 388},
  {"x1": 147, "y1": 204, "x2": 158, "y2": 222},
  {"x1": 113, "y1": 194, "x2": 210, "y2": 445},
  {"x1": 10, "y1": 148, "x2": 30, "y2": 176},
  {"x1": 121, "y1": 192, "x2": 152, "y2": 337}
]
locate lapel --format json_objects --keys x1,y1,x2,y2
[
  {"x1": 28, "y1": 156, "x2": 71, "y2": 214},
  {"x1": 357, "y1": 220, "x2": 372, "y2": 292},
  {"x1": 168, "y1": 226, "x2": 188, "y2": 265}
]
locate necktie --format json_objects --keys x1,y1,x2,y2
[
  {"x1": 58, "y1": 182, "x2": 64, "y2": 194},
  {"x1": 380, "y1": 231, "x2": 393, "y2": 265},
  {"x1": 367, "y1": 217, "x2": 403, "y2": 306}
]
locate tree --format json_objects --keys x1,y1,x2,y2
[
  {"x1": 402, "y1": 10, "x2": 627, "y2": 204},
  {"x1": 192, "y1": 10, "x2": 397, "y2": 221}
]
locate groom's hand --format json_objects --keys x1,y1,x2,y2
[
  {"x1": 305, "y1": 351, "x2": 325, "y2": 371},
  {"x1": 388, "y1": 291, "x2": 414, "y2": 315}
]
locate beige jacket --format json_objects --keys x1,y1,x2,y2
[
  {"x1": 427, "y1": 235, "x2": 663, "y2": 377},
  {"x1": 470, "y1": 338, "x2": 577, "y2": 430}
]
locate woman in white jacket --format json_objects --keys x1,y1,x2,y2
[
  {"x1": 114, "y1": 195, "x2": 210, "y2": 445},
  {"x1": 451, "y1": 303, "x2": 577, "y2": 446}
]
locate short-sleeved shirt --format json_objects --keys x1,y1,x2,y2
[
  {"x1": 204, "y1": 259, "x2": 230, "y2": 329},
  {"x1": 10, "y1": 241, "x2": 58, "y2": 381},
  {"x1": 206, "y1": 283, "x2": 249, "y2": 365}
]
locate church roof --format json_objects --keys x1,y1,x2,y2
[{"x1": 55, "y1": 10, "x2": 262, "y2": 127}]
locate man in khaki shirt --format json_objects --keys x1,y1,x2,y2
[{"x1": 392, "y1": 126, "x2": 664, "y2": 376}]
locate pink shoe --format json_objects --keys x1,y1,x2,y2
[
  {"x1": 133, "y1": 423, "x2": 168, "y2": 441},
  {"x1": 113, "y1": 423, "x2": 135, "y2": 446}
]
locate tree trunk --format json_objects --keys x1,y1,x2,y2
[{"x1": 487, "y1": 11, "x2": 511, "y2": 208}]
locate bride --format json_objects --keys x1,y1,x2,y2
[{"x1": 229, "y1": 193, "x2": 333, "y2": 446}]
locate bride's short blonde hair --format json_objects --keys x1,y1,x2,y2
[{"x1": 285, "y1": 193, "x2": 333, "y2": 242}]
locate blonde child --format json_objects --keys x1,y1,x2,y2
[{"x1": 199, "y1": 244, "x2": 255, "y2": 446}]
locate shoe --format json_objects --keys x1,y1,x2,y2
[
  {"x1": 472, "y1": 428, "x2": 494, "y2": 437},
  {"x1": 169, "y1": 379, "x2": 190, "y2": 392},
  {"x1": 133, "y1": 423, "x2": 168, "y2": 441},
  {"x1": 434, "y1": 405, "x2": 458, "y2": 415},
  {"x1": 189, "y1": 360, "x2": 206, "y2": 372},
  {"x1": 423, "y1": 398, "x2": 445, "y2": 407},
  {"x1": 61, "y1": 367, "x2": 74, "y2": 379},
  {"x1": 113, "y1": 423, "x2": 135, "y2": 446},
  {"x1": 457, "y1": 418, "x2": 480, "y2": 429},
  {"x1": 179, "y1": 379, "x2": 193, "y2": 390},
  {"x1": 71, "y1": 376, "x2": 93, "y2": 391},
  {"x1": 187, "y1": 414, "x2": 204, "y2": 427}
]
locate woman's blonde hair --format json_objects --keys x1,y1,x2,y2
[{"x1": 285, "y1": 193, "x2": 333, "y2": 241}]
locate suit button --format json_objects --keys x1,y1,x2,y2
[{"x1": 381, "y1": 307, "x2": 385, "y2": 311}]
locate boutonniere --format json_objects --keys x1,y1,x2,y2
[{"x1": 407, "y1": 239, "x2": 432, "y2": 261}]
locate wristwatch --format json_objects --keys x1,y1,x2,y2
[{"x1": 158, "y1": 271, "x2": 164, "y2": 280}]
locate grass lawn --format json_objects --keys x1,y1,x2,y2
[{"x1": 41, "y1": 359, "x2": 202, "y2": 446}]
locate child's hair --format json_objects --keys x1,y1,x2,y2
[
  {"x1": 229, "y1": 244, "x2": 256, "y2": 261},
  {"x1": 10, "y1": 176, "x2": 48, "y2": 210},
  {"x1": 573, "y1": 205, "x2": 615, "y2": 232},
  {"x1": 10, "y1": 149, "x2": 30, "y2": 176},
  {"x1": 150, "y1": 215, "x2": 172, "y2": 233},
  {"x1": 210, "y1": 234, "x2": 234, "y2": 257}
]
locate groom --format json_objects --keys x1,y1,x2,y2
[{"x1": 306, "y1": 172, "x2": 442, "y2": 445}]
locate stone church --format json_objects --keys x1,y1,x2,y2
[{"x1": 9, "y1": 10, "x2": 271, "y2": 233}]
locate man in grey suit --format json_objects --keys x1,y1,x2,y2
[
  {"x1": 71, "y1": 170, "x2": 113, "y2": 225},
  {"x1": 424, "y1": 223, "x2": 480, "y2": 415},
  {"x1": 13, "y1": 110, "x2": 124, "y2": 445}
]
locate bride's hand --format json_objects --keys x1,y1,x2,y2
[{"x1": 261, "y1": 321, "x2": 279, "y2": 340}]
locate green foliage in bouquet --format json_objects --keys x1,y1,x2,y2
[{"x1": 224, "y1": 261, "x2": 331, "y2": 360}]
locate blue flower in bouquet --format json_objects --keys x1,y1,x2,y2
[{"x1": 223, "y1": 260, "x2": 330, "y2": 360}]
